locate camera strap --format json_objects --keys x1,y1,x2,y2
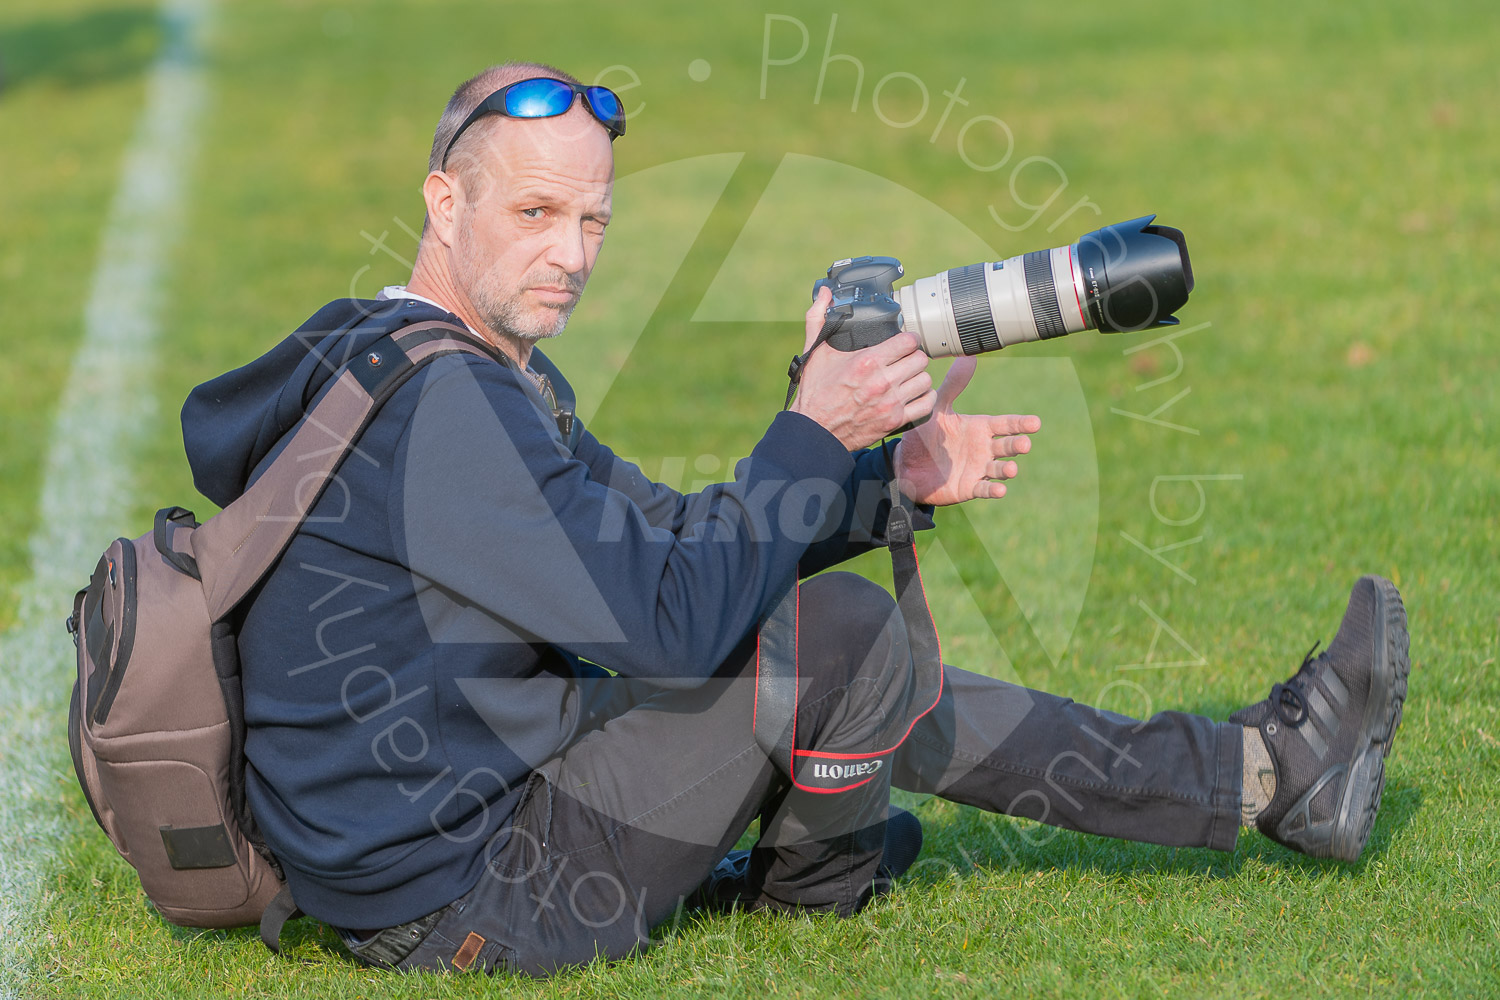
[
  {"x1": 763, "y1": 315, "x2": 944, "y2": 792},
  {"x1": 782, "y1": 310, "x2": 849, "y2": 411},
  {"x1": 752, "y1": 480, "x2": 945, "y2": 794}
]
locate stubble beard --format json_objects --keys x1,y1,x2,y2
[{"x1": 485, "y1": 289, "x2": 575, "y2": 343}]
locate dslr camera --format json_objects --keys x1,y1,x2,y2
[{"x1": 813, "y1": 215, "x2": 1194, "y2": 356}]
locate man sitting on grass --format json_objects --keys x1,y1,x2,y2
[{"x1": 182, "y1": 61, "x2": 1412, "y2": 976}]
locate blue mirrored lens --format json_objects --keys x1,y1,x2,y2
[
  {"x1": 505, "y1": 79, "x2": 574, "y2": 119},
  {"x1": 585, "y1": 87, "x2": 623, "y2": 126}
]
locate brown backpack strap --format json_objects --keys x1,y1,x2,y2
[{"x1": 189, "y1": 320, "x2": 495, "y2": 620}]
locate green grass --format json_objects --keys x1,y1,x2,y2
[
  {"x1": 7, "y1": 0, "x2": 1500, "y2": 996},
  {"x1": 0, "y1": 0, "x2": 162, "y2": 631}
]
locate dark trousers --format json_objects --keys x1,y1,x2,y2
[{"x1": 341, "y1": 573, "x2": 1242, "y2": 976}]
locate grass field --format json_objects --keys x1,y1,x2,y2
[{"x1": 2, "y1": 0, "x2": 1497, "y2": 996}]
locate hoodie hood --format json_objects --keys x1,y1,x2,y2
[{"x1": 182, "y1": 296, "x2": 463, "y2": 507}]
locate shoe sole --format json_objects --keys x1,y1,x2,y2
[{"x1": 1329, "y1": 575, "x2": 1410, "y2": 862}]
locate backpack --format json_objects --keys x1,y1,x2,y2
[{"x1": 65, "y1": 319, "x2": 503, "y2": 950}]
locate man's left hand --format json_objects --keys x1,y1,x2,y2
[{"x1": 891, "y1": 357, "x2": 1040, "y2": 507}]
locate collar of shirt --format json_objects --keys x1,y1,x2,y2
[{"x1": 376, "y1": 285, "x2": 548, "y2": 392}]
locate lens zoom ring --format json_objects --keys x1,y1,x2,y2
[
  {"x1": 947, "y1": 264, "x2": 999, "y2": 355},
  {"x1": 1023, "y1": 251, "x2": 1067, "y2": 340}
]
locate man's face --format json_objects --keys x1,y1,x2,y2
[{"x1": 450, "y1": 108, "x2": 614, "y2": 344}]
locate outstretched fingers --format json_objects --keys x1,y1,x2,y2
[
  {"x1": 975, "y1": 416, "x2": 1037, "y2": 500},
  {"x1": 991, "y1": 433, "x2": 1032, "y2": 458},
  {"x1": 985, "y1": 459, "x2": 1020, "y2": 481},
  {"x1": 972, "y1": 459, "x2": 1018, "y2": 501},
  {"x1": 988, "y1": 413, "x2": 1041, "y2": 437},
  {"x1": 974, "y1": 479, "x2": 1008, "y2": 500}
]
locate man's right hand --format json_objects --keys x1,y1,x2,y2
[{"x1": 789, "y1": 285, "x2": 936, "y2": 451}]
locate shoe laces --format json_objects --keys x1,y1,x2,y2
[{"x1": 1271, "y1": 640, "x2": 1324, "y2": 727}]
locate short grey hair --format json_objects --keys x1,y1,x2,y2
[{"x1": 426, "y1": 61, "x2": 584, "y2": 178}]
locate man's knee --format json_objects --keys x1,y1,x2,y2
[
  {"x1": 797, "y1": 572, "x2": 905, "y2": 690},
  {"x1": 801, "y1": 571, "x2": 897, "y2": 628}
]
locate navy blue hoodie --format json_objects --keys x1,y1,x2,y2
[{"x1": 181, "y1": 296, "x2": 929, "y2": 927}]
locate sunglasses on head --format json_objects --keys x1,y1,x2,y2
[{"x1": 441, "y1": 78, "x2": 626, "y2": 167}]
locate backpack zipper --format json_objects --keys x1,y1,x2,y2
[{"x1": 92, "y1": 540, "x2": 140, "y2": 726}]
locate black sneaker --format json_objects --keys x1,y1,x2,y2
[
  {"x1": 1230, "y1": 575, "x2": 1410, "y2": 861},
  {"x1": 687, "y1": 807, "x2": 923, "y2": 913}
]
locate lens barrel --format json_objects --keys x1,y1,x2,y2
[{"x1": 895, "y1": 215, "x2": 1193, "y2": 357}]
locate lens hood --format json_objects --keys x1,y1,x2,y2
[{"x1": 1075, "y1": 215, "x2": 1194, "y2": 333}]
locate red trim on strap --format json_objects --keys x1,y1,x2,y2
[
  {"x1": 793, "y1": 748, "x2": 895, "y2": 762},
  {"x1": 752, "y1": 629, "x2": 761, "y2": 732},
  {"x1": 790, "y1": 774, "x2": 880, "y2": 795}
]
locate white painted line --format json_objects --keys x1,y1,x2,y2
[{"x1": 0, "y1": 0, "x2": 213, "y2": 992}]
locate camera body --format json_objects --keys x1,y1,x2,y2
[{"x1": 813, "y1": 256, "x2": 908, "y2": 352}]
